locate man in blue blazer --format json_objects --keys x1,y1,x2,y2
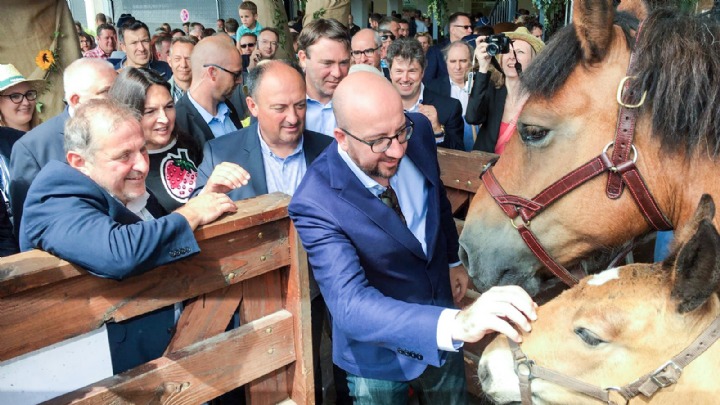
[
  {"x1": 20, "y1": 99, "x2": 237, "y2": 374},
  {"x1": 194, "y1": 60, "x2": 333, "y2": 404},
  {"x1": 288, "y1": 72, "x2": 537, "y2": 403}
]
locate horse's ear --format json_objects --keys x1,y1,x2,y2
[
  {"x1": 671, "y1": 219, "x2": 720, "y2": 314},
  {"x1": 573, "y1": 0, "x2": 616, "y2": 63},
  {"x1": 616, "y1": 0, "x2": 650, "y2": 20},
  {"x1": 663, "y1": 194, "x2": 716, "y2": 267}
]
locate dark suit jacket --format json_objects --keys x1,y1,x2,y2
[
  {"x1": 422, "y1": 39, "x2": 450, "y2": 85},
  {"x1": 194, "y1": 123, "x2": 332, "y2": 201},
  {"x1": 288, "y1": 112, "x2": 459, "y2": 381},
  {"x1": 421, "y1": 87, "x2": 465, "y2": 151},
  {"x1": 20, "y1": 161, "x2": 199, "y2": 374},
  {"x1": 174, "y1": 93, "x2": 243, "y2": 148},
  {"x1": 0, "y1": 127, "x2": 23, "y2": 256},
  {"x1": 9, "y1": 107, "x2": 69, "y2": 238},
  {"x1": 426, "y1": 77, "x2": 451, "y2": 99},
  {"x1": 464, "y1": 72, "x2": 506, "y2": 152}
]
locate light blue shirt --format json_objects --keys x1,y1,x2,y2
[
  {"x1": 187, "y1": 93, "x2": 238, "y2": 138},
  {"x1": 337, "y1": 144, "x2": 461, "y2": 352},
  {"x1": 235, "y1": 22, "x2": 263, "y2": 42},
  {"x1": 305, "y1": 96, "x2": 336, "y2": 137},
  {"x1": 257, "y1": 128, "x2": 307, "y2": 196}
]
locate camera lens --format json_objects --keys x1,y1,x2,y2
[{"x1": 487, "y1": 43, "x2": 499, "y2": 56}]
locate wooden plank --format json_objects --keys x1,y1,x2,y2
[
  {"x1": 194, "y1": 192, "x2": 291, "y2": 241},
  {"x1": 164, "y1": 283, "x2": 244, "y2": 354},
  {"x1": 285, "y1": 223, "x2": 314, "y2": 405},
  {"x1": 437, "y1": 148, "x2": 496, "y2": 193},
  {"x1": 46, "y1": 310, "x2": 296, "y2": 405},
  {"x1": 446, "y1": 188, "x2": 470, "y2": 215},
  {"x1": 0, "y1": 193, "x2": 291, "y2": 297},
  {"x1": 0, "y1": 250, "x2": 83, "y2": 298},
  {"x1": 241, "y1": 269, "x2": 288, "y2": 404},
  {"x1": 0, "y1": 221, "x2": 291, "y2": 361}
]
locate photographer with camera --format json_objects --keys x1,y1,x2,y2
[{"x1": 466, "y1": 27, "x2": 544, "y2": 154}]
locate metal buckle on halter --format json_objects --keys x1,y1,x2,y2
[
  {"x1": 616, "y1": 76, "x2": 648, "y2": 108},
  {"x1": 510, "y1": 216, "x2": 531, "y2": 229},
  {"x1": 479, "y1": 157, "x2": 499, "y2": 178},
  {"x1": 514, "y1": 358, "x2": 535, "y2": 379},
  {"x1": 602, "y1": 142, "x2": 638, "y2": 173},
  {"x1": 649, "y1": 360, "x2": 682, "y2": 388},
  {"x1": 604, "y1": 387, "x2": 630, "y2": 405}
]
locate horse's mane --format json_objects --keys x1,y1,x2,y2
[{"x1": 523, "y1": 9, "x2": 720, "y2": 156}]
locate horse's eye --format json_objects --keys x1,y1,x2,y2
[
  {"x1": 518, "y1": 124, "x2": 549, "y2": 143},
  {"x1": 574, "y1": 327, "x2": 607, "y2": 347}
]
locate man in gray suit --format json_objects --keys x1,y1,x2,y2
[
  {"x1": 194, "y1": 59, "x2": 331, "y2": 404},
  {"x1": 195, "y1": 60, "x2": 330, "y2": 199},
  {"x1": 10, "y1": 58, "x2": 117, "y2": 236}
]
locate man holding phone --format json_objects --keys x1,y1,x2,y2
[{"x1": 247, "y1": 28, "x2": 280, "y2": 70}]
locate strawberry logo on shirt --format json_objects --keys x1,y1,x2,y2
[{"x1": 160, "y1": 149, "x2": 198, "y2": 202}]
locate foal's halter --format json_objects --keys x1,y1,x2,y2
[
  {"x1": 506, "y1": 314, "x2": 720, "y2": 404},
  {"x1": 480, "y1": 25, "x2": 672, "y2": 286}
]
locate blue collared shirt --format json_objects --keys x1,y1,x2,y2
[
  {"x1": 337, "y1": 144, "x2": 461, "y2": 352},
  {"x1": 187, "y1": 93, "x2": 238, "y2": 138},
  {"x1": 258, "y1": 128, "x2": 306, "y2": 196},
  {"x1": 305, "y1": 96, "x2": 336, "y2": 137}
]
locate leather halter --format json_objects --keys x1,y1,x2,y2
[
  {"x1": 479, "y1": 24, "x2": 672, "y2": 286},
  {"x1": 506, "y1": 314, "x2": 720, "y2": 404}
]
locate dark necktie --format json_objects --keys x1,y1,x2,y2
[{"x1": 379, "y1": 185, "x2": 406, "y2": 225}]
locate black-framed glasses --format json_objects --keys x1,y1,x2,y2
[
  {"x1": 380, "y1": 33, "x2": 396, "y2": 42},
  {"x1": 351, "y1": 46, "x2": 381, "y2": 58},
  {"x1": 239, "y1": 42, "x2": 256, "y2": 49},
  {"x1": 0, "y1": 90, "x2": 38, "y2": 104},
  {"x1": 340, "y1": 115, "x2": 414, "y2": 153},
  {"x1": 453, "y1": 24, "x2": 473, "y2": 30},
  {"x1": 203, "y1": 63, "x2": 242, "y2": 81}
]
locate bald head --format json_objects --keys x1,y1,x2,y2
[
  {"x1": 333, "y1": 72, "x2": 403, "y2": 130},
  {"x1": 191, "y1": 36, "x2": 242, "y2": 77},
  {"x1": 351, "y1": 29, "x2": 382, "y2": 69}
]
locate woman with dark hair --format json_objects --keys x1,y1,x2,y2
[
  {"x1": 109, "y1": 67, "x2": 201, "y2": 211},
  {"x1": 78, "y1": 31, "x2": 95, "y2": 53}
]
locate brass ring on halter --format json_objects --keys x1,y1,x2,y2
[
  {"x1": 602, "y1": 142, "x2": 639, "y2": 172},
  {"x1": 510, "y1": 216, "x2": 530, "y2": 229},
  {"x1": 616, "y1": 76, "x2": 647, "y2": 108},
  {"x1": 604, "y1": 386, "x2": 630, "y2": 405}
]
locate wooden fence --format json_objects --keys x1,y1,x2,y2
[
  {"x1": 0, "y1": 149, "x2": 496, "y2": 404},
  {"x1": 0, "y1": 193, "x2": 313, "y2": 404}
]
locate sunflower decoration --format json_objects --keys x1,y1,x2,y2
[{"x1": 35, "y1": 49, "x2": 56, "y2": 71}]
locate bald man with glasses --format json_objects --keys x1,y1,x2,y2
[
  {"x1": 175, "y1": 36, "x2": 244, "y2": 147},
  {"x1": 351, "y1": 29, "x2": 384, "y2": 74}
]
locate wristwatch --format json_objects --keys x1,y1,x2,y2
[{"x1": 434, "y1": 125, "x2": 445, "y2": 139}]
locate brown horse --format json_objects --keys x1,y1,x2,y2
[
  {"x1": 458, "y1": 0, "x2": 720, "y2": 295},
  {"x1": 477, "y1": 195, "x2": 720, "y2": 404}
]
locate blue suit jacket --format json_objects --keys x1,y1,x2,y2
[
  {"x1": 194, "y1": 123, "x2": 332, "y2": 201},
  {"x1": 421, "y1": 87, "x2": 465, "y2": 151},
  {"x1": 288, "y1": 113, "x2": 460, "y2": 381},
  {"x1": 20, "y1": 161, "x2": 201, "y2": 374},
  {"x1": 423, "y1": 40, "x2": 450, "y2": 85},
  {"x1": 9, "y1": 107, "x2": 69, "y2": 238}
]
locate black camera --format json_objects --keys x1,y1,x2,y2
[{"x1": 485, "y1": 34, "x2": 511, "y2": 56}]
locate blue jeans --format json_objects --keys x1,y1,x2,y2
[{"x1": 346, "y1": 351, "x2": 467, "y2": 405}]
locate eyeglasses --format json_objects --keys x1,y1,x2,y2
[
  {"x1": 453, "y1": 24, "x2": 473, "y2": 30},
  {"x1": 380, "y1": 33, "x2": 396, "y2": 42},
  {"x1": 0, "y1": 90, "x2": 38, "y2": 104},
  {"x1": 351, "y1": 46, "x2": 381, "y2": 58},
  {"x1": 260, "y1": 40, "x2": 278, "y2": 47},
  {"x1": 203, "y1": 63, "x2": 242, "y2": 81},
  {"x1": 239, "y1": 42, "x2": 256, "y2": 49},
  {"x1": 340, "y1": 116, "x2": 414, "y2": 153}
]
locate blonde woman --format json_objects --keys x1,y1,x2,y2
[{"x1": 0, "y1": 64, "x2": 43, "y2": 132}]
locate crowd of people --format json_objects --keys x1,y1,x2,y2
[{"x1": 0, "y1": 3, "x2": 547, "y2": 404}]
